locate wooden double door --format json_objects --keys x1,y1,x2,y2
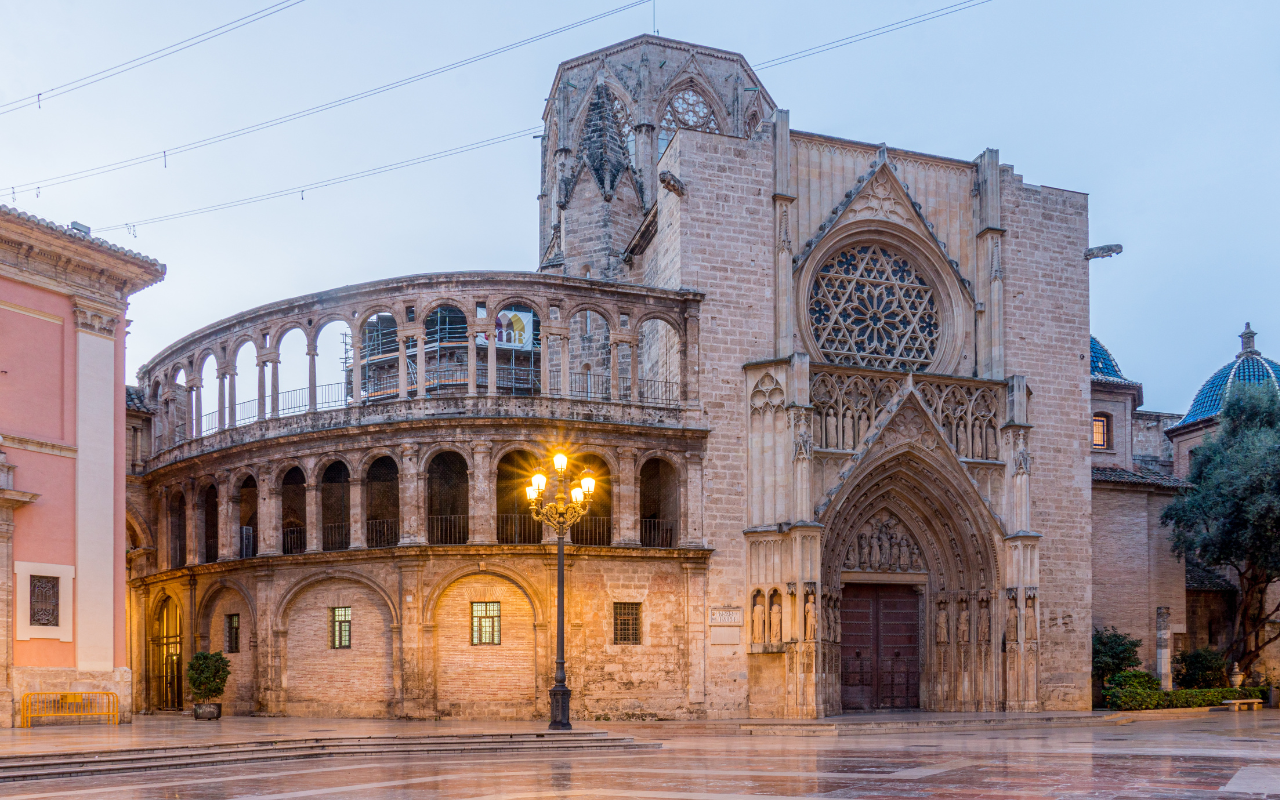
[{"x1": 840, "y1": 583, "x2": 920, "y2": 710}]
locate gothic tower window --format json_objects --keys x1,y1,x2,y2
[
  {"x1": 658, "y1": 87, "x2": 720, "y2": 155},
  {"x1": 808, "y1": 244, "x2": 940, "y2": 371},
  {"x1": 610, "y1": 93, "x2": 637, "y2": 166}
]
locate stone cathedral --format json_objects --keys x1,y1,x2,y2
[{"x1": 123, "y1": 35, "x2": 1095, "y2": 721}]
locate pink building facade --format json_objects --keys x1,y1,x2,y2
[{"x1": 0, "y1": 206, "x2": 163, "y2": 726}]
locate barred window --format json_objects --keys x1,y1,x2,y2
[
  {"x1": 331, "y1": 607, "x2": 351, "y2": 649},
  {"x1": 471, "y1": 601, "x2": 501, "y2": 645},
  {"x1": 225, "y1": 614, "x2": 240, "y2": 654},
  {"x1": 30, "y1": 576, "x2": 58, "y2": 627},
  {"x1": 1092, "y1": 413, "x2": 1112, "y2": 450},
  {"x1": 614, "y1": 602, "x2": 641, "y2": 645}
]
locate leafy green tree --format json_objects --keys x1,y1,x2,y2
[
  {"x1": 187, "y1": 651, "x2": 232, "y2": 703},
  {"x1": 1173, "y1": 647, "x2": 1228, "y2": 689},
  {"x1": 1093, "y1": 626, "x2": 1143, "y2": 685},
  {"x1": 1162, "y1": 385, "x2": 1280, "y2": 674}
]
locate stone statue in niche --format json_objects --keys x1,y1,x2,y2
[
  {"x1": 770, "y1": 601, "x2": 783, "y2": 644},
  {"x1": 977, "y1": 597, "x2": 990, "y2": 643},
  {"x1": 752, "y1": 596, "x2": 765, "y2": 644},
  {"x1": 935, "y1": 601, "x2": 950, "y2": 644},
  {"x1": 957, "y1": 601, "x2": 970, "y2": 644},
  {"x1": 804, "y1": 594, "x2": 816, "y2": 641},
  {"x1": 1005, "y1": 596, "x2": 1019, "y2": 643},
  {"x1": 857, "y1": 533, "x2": 869, "y2": 568},
  {"x1": 1024, "y1": 597, "x2": 1037, "y2": 641}
]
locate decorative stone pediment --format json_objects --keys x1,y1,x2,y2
[{"x1": 841, "y1": 509, "x2": 925, "y2": 574}]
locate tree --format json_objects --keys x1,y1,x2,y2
[
  {"x1": 1162, "y1": 385, "x2": 1280, "y2": 674},
  {"x1": 1173, "y1": 647, "x2": 1228, "y2": 689},
  {"x1": 1092, "y1": 626, "x2": 1143, "y2": 685},
  {"x1": 187, "y1": 651, "x2": 231, "y2": 703}
]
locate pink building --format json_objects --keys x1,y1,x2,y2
[{"x1": 0, "y1": 206, "x2": 164, "y2": 726}]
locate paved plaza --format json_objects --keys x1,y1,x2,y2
[{"x1": 0, "y1": 710, "x2": 1277, "y2": 799}]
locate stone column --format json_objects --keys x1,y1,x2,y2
[
  {"x1": 399, "y1": 444, "x2": 423, "y2": 544},
  {"x1": 1156, "y1": 606, "x2": 1172, "y2": 690},
  {"x1": 257, "y1": 358, "x2": 267, "y2": 422},
  {"x1": 191, "y1": 379, "x2": 203, "y2": 437},
  {"x1": 304, "y1": 483, "x2": 321, "y2": 553},
  {"x1": 469, "y1": 442, "x2": 496, "y2": 544},
  {"x1": 307, "y1": 345, "x2": 318, "y2": 412},
  {"x1": 629, "y1": 342, "x2": 640, "y2": 405},
  {"x1": 539, "y1": 337, "x2": 549, "y2": 396},
  {"x1": 559, "y1": 336, "x2": 570, "y2": 399},
  {"x1": 219, "y1": 476, "x2": 236, "y2": 561},
  {"x1": 683, "y1": 309, "x2": 701, "y2": 406},
  {"x1": 261, "y1": 486, "x2": 283, "y2": 556},
  {"x1": 486, "y1": 326, "x2": 497, "y2": 397},
  {"x1": 184, "y1": 485, "x2": 198, "y2": 566},
  {"x1": 466, "y1": 327, "x2": 478, "y2": 396},
  {"x1": 415, "y1": 330, "x2": 426, "y2": 399},
  {"x1": 227, "y1": 369, "x2": 238, "y2": 427},
  {"x1": 351, "y1": 330, "x2": 363, "y2": 404},
  {"x1": 397, "y1": 337, "x2": 410, "y2": 400},
  {"x1": 682, "y1": 452, "x2": 704, "y2": 548},
  {"x1": 217, "y1": 372, "x2": 227, "y2": 430},
  {"x1": 349, "y1": 479, "x2": 366, "y2": 549},
  {"x1": 609, "y1": 341, "x2": 620, "y2": 402},
  {"x1": 614, "y1": 447, "x2": 639, "y2": 546},
  {"x1": 269, "y1": 357, "x2": 280, "y2": 418},
  {"x1": 683, "y1": 563, "x2": 707, "y2": 705}
]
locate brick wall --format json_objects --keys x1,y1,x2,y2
[
  {"x1": 207, "y1": 590, "x2": 255, "y2": 714},
  {"x1": 1000, "y1": 171, "x2": 1093, "y2": 709},
  {"x1": 284, "y1": 579, "x2": 394, "y2": 717},
  {"x1": 434, "y1": 574, "x2": 536, "y2": 719}
]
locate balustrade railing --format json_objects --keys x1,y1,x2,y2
[
  {"x1": 278, "y1": 387, "x2": 308, "y2": 417},
  {"x1": 201, "y1": 410, "x2": 219, "y2": 434},
  {"x1": 570, "y1": 516, "x2": 612, "y2": 546},
  {"x1": 363, "y1": 373, "x2": 399, "y2": 400},
  {"x1": 427, "y1": 515, "x2": 469, "y2": 544},
  {"x1": 239, "y1": 526, "x2": 257, "y2": 559},
  {"x1": 497, "y1": 366, "x2": 540, "y2": 396},
  {"x1": 317, "y1": 382, "x2": 347, "y2": 410},
  {"x1": 367, "y1": 519, "x2": 399, "y2": 548},
  {"x1": 233, "y1": 398, "x2": 258, "y2": 426},
  {"x1": 569, "y1": 371, "x2": 611, "y2": 401},
  {"x1": 640, "y1": 518, "x2": 677, "y2": 548},
  {"x1": 282, "y1": 527, "x2": 306, "y2": 555},
  {"x1": 497, "y1": 514, "x2": 541, "y2": 544},
  {"x1": 638, "y1": 378, "x2": 680, "y2": 407},
  {"x1": 322, "y1": 522, "x2": 350, "y2": 551},
  {"x1": 418, "y1": 368, "x2": 468, "y2": 396}
]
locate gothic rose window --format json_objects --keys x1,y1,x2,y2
[
  {"x1": 808, "y1": 244, "x2": 939, "y2": 371},
  {"x1": 658, "y1": 88, "x2": 720, "y2": 154}
]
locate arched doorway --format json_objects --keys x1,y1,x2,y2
[
  {"x1": 155, "y1": 597, "x2": 183, "y2": 710},
  {"x1": 365, "y1": 456, "x2": 400, "y2": 548},
  {"x1": 433, "y1": 573, "x2": 537, "y2": 719}
]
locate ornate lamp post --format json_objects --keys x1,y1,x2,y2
[{"x1": 526, "y1": 452, "x2": 595, "y2": 730}]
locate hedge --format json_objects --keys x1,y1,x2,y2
[{"x1": 1103, "y1": 685, "x2": 1269, "y2": 711}]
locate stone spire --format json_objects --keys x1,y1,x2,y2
[
  {"x1": 1238, "y1": 322, "x2": 1259, "y2": 358},
  {"x1": 578, "y1": 85, "x2": 633, "y2": 203}
]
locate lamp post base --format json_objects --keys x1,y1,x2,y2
[{"x1": 548, "y1": 685, "x2": 572, "y2": 730}]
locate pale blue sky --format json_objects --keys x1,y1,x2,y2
[{"x1": 2, "y1": 0, "x2": 1276, "y2": 415}]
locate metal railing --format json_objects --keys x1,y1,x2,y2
[
  {"x1": 322, "y1": 522, "x2": 350, "y2": 551},
  {"x1": 367, "y1": 519, "x2": 399, "y2": 548},
  {"x1": 239, "y1": 526, "x2": 257, "y2": 559},
  {"x1": 278, "y1": 387, "x2": 308, "y2": 416},
  {"x1": 20, "y1": 692, "x2": 119, "y2": 727},
  {"x1": 569, "y1": 371, "x2": 610, "y2": 401},
  {"x1": 363, "y1": 373, "x2": 399, "y2": 400},
  {"x1": 427, "y1": 515, "x2": 469, "y2": 544},
  {"x1": 497, "y1": 514, "x2": 541, "y2": 544},
  {"x1": 497, "y1": 366, "x2": 541, "y2": 396},
  {"x1": 282, "y1": 527, "x2": 306, "y2": 555},
  {"x1": 201, "y1": 409, "x2": 219, "y2": 434},
  {"x1": 640, "y1": 519, "x2": 677, "y2": 548},
  {"x1": 638, "y1": 378, "x2": 681, "y2": 407},
  {"x1": 317, "y1": 382, "x2": 347, "y2": 410},
  {"x1": 419, "y1": 368, "x2": 469, "y2": 396},
  {"x1": 570, "y1": 516, "x2": 612, "y2": 546},
  {"x1": 233, "y1": 398, "x2": 258, "y2": 426}
]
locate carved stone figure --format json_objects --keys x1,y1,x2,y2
[
  {"x1": 977, "y1": 598, "x2": 991, "y2": 642},
  {"x1": 910, "y1": 545, "x2": 922, "y2": 571},
  {"x1": 1024, "y1": 597, "x2": 1037, "y2": 641},
  {"x1": 889, "y1": 538, "x2": 901, "y2": 569},
  {"x1": 869, "y1": 533, "x2": 881, "y2": 568},
  {"x1": 857, "y1": 533, "x2": 868, "y2": 568},
  {"x1": 770, "y1": 602, "x2": 783, "y2": 644},
  {"x1": 957, "y1": 602, "x2": 970, "y2": 644},
  {"x1": 935, "y1": 602, "x2": 950, "y2": 644},
  {"x1": 1005, "y1": 597, "x2": 1019, "y2": 643},
  {"x1": 804, "y1": 595, "x2": 816, "y2": 641},
  {"x1": 752, "y1": 597, "x2": 765, "y2": 644}
]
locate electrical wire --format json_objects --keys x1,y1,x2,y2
[
  {"x1": 2, "y1": 0, "x2": 649, "y2": 197},
  {"x1": 0, "y1": 0, "x2": 309, "y2": 116},
  {"x1": 755, "y1": 0, "x2": 995, "y2": 70},
  {"x1": 96, "y1": 127, "x2": 542, "y2": 232}
]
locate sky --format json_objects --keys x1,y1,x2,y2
[{"x1": 1, "y1": 0, "x2": 1277, "y2": 414}]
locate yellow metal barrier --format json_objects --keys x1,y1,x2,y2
[{"x1": 19, "y1": 692, "x2": 119, "y2": 727}]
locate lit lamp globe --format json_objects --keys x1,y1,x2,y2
[
  {"x1": 580, "y1": 470, "x2": 596, "y2": 496},
  {"x1": 553, "y1": 453, "x2": 568, "y2": 473},
  {"x1": 532, "y1": 472, "x2": 547, "y2": 494},
  {"x1": 571, "y1": 487, "x2": 584, "y2": 504}
]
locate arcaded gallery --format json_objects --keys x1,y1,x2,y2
[{"x1": 123, "y1": 34, "x2": 1099, "y2": 721}]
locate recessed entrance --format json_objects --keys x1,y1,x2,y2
[{"x1": 840, "y1": 583, "x2": 920, "y2": 710}]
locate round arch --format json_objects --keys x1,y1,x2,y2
[{"x1": 272, "y1": 570, "x2": 401, "y2": 632}]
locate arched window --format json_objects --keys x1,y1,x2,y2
[
  {"x1": 569, "y1": 454, "x2": 611, "y2": 546},
  {"x1": 238, "y1": 475, "x2": 258, "y2": 558},
  {"x1": 366, "y1": 456, "x2": 400, "y2": 548},
  {"x1": 658, "y1": 87, "x2": 721, "y2": 155},
  {"x1": 321, "y1": 461, "x2": 350, "y2": 551},
  {"x1": 1092, "y1": 413, "x2": 1113, "y2": 450},
  {"x1": 808, "y1": 244, "x2": 940, "y2": 372},
  {"x1": 639, "y1": 458, "x2": 679, "y2": 547},
  {"x1": 610, "y1": 92, "x2": 637, "y2": 166},
  {"x1": 201, "y1": 484, "x2": 218, "y2": 564},
  {"x1": 361, "y1": 313, "x2": 399, "y2": 401},
  {"x1": 168, "y1": 491, "x2": 187, "y2": 569},
  {"x1": 491, "y1": 304, "x2": 542, "y2": 396},
  {"x1": 427, "y1": 451, "x2": 469, "y2": 544},
  {"x1": 496, "y1": 450, "x2": 541, "y2": 544},
  {"x1": 281, "y1": 467, "x2": 307, "y2": 554}
]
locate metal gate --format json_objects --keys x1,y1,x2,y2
[{"x1": 840, "y1": 584, "x2": 920, "y2": 710}]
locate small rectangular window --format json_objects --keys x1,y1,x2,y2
[
  {"x1": 1092, "y1": 413, "x2": 1111, "y2": 450},
  {"x1": 614, "y1": 602, "x2": 641, "y2": 645},
  {"x1": 471, "y1": 601, "x2": 501, "y2": 645},
  {"x1": 225, "y1": 614, "x2": 240, "y2": 653},
  {"x1": 30, "y1": 576, "x2": 59, "y2": 627},
  {"x1": 331, "y1": 607, "x2": 351, "y2": 649},
  {"x1": 405, "y1": 305, "x2": 415, "y2": 322}
]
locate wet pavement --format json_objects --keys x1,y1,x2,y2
[{"x1": 1, "y1": 709, "x2": 1277, "y2": 799}]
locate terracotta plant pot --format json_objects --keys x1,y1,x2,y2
[{"x1": 193, "y1": 702, "x2": 222, "y2": 720}]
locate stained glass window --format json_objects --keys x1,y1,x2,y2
[
  {"x1": 808, "y1": 245, "x2": 940, "y2": 371},
  {"x1": 658, "y1": 88, "x2": 720, "y2": 155}
]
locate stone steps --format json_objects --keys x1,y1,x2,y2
[
  {"x1": 741, "y1": 713, "x2": 1133, "y2": 736},
  {"x1": 0, "y1": 731, "x2": 656, "y2": 783}
]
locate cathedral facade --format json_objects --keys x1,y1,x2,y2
[{"x1": 124, "y1": 35, "x2": 1096, "y2": 720}]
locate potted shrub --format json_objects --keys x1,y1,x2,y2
[{"x1": 188, "y1": 651, "x2": 231, "y2": 720}]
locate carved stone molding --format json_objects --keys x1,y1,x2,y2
[{"x1": 72, "y1": 299, "x2": 121, "y2": 338}]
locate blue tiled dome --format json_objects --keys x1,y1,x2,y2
[
  {"x1": 1090, "y1": 336, "x2": 1126, "y2": 380},
  {"x1": 1175, "y1": 324, "x2": 1280, "y2": 429}
]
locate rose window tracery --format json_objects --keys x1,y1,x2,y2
[
  {"x1": 610, "y1": 94, "x2": 637, "y2": 166},
  {"x1": 808, "y1": 244, "x2": 939, "y2": 371},
  {"x1": 658, "y1": 88, "x2": 720, "y2": 154}
]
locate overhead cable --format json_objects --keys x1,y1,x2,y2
[
  {"x1": 0, "y1": 0, "x2": 309, "y2": 116},
  {"x1": 3, "y1": 0, "x2": 648, "y2": 196},
  {"x1": 96, "y1": 127, "x2": 542, "y2": 232}
]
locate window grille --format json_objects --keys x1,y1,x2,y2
[
  {"x1": 1092, "y1": 413, "x2": 1112, "y2": 450},
  {"x1": 614, "y1": 602, "x2": 641, "y2": 645},
  {"x1": 30, "y1": 576, "x2": 58, "y2": 627},
  {"x1": 225, "y1": 614, "x2": 240, "y2": 653},
  {"x1": 331, "y1": 607, "x2": 351, "y2": 649},
  {"x1": 808, "y1": 245, "x2": 939, "y2": 371},
  {"x1": 471, "y1": 601, "x2": 501, "y2": 645}
]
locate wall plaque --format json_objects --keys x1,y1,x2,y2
[{"x1": 709, "y1": 607, "x2": 743, "y2": 626}]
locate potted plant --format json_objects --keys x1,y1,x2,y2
[{"x1": 188, "y1": 651, "x2": 231, "y2": 720}]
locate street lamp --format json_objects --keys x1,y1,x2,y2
[{"x1": 527, "y1": 453, "x2": 594, "y2": 730}]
